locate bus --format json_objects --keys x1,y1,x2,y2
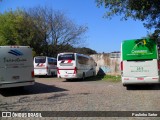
[
  {"x1": 34, "y1": 56, "x2": 57, "y2": 77},
  {"x1": 57, "y1": 52, "x2": 97, "y2": 80},
  {"x1": 121, "y1": 38, "x2": 160, "y2": 86},
  {"x1": 0, "y1": 46, "x2": 35, "y2": 88}
]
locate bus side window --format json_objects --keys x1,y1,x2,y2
[
  {"x1": 48, "y1": 58, "x2": 51, "y2": 64},
  {"x1": 54, "y1": 61, "x2": 57, "y2": 65},
  {"x1": 48, "y1": 58, "x2": 53, "y2": 65}
]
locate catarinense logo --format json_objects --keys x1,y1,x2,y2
[
  {"x1": 131, "y1": 40, "x2": 148, "y2": 54},
  {"x1": 8, "y1": 49, "x2": 23, "y2": 56}
]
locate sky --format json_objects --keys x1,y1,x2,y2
[{"x1": 0, "y1": 0, "x2": 154, "y2": 53}]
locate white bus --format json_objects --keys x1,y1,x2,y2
[
  {"x1": 57, "y1": 53, "x2": 97, "y2": 80},
  {"x1": 121, "y1": 38, "x2": 160, "y2": 86},
  {"x1": 34, "y1": 56, "x2": 57, "y2": 77},
  {"x1": 0, "y1": 46, "x2": 35, "y2": 88}
]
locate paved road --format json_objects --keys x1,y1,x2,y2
[{"x1": 1, "y1": 77, "x2": 160, "y2": 120}]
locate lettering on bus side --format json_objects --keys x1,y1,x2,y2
[
  {"x1": 130, "y1": 66, "x2": 149, "y2": 72},
  {"x1": 137, "y1": 67, "x2": 143, "y2": 71},
  {"x1": 3, "y1": 57, "x2": 27, "y2": 63}
]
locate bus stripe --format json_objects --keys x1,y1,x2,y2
[{"x1": 67, "y1": 60, "x2": 72, "y2": 63}]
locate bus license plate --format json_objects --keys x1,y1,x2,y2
[{"x1": 137, "y1": 78, "x2": 144, "y2": 80}]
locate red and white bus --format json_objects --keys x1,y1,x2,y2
[
  {"x1": 57, "y1": 53, "x2": 97, "y2": 80},
  {"x1": 34, "y1": 56, "x2": 57, "y2": 77}
]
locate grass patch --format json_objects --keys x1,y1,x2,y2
[{"x1": 96, "y1": 75, "x2": 121, "y2": 82}]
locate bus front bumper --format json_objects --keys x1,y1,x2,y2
[
  {"x1": 58, "y1": 74, "x2": 78, "y2": 79},
  {"x1": 122, "y1": 76, "x2": 160, "y2": 85}
]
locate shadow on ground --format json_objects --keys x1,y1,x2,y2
[
  {"x1": 63, "y1": 75, "x2": 105, "y2": 82},
  {"x1": 0, "y1": 82, "x2": 68, "y2": 97},
  {"x1": 34, "y1": 75, "x2": 57, "y2": 78},
  {"x1": 126, "y1": 84, "x2": 160, "y2": 90}
]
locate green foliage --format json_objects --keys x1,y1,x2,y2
[
  {"x1": 0, "y1": 9, "x2": 44, "y2": 54},
  {"x1": 96, "y1": 0, "x2": 160, "y2": 36},
  {"x1": 0, "y1": 7, "x2": 92, "y2": 56},
  {"x1": 0, "y1": 11, "x2": 16, "y2": 45},
  {"x1": 75, "y1": 47, "x2": 97, "y2": 55},
  {"x1": 48, "y1": 44, "x2": 97, "y2": 57},
  {"x1": 134, "y1": 38, "x2": 156, "y2": 52},
  {"x1": 101, "y1": 75, "x2": 121, "y2": 82}
]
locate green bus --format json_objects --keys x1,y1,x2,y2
[{"x1": 121, "y1": 38, "x2": 160, "y2": 86}]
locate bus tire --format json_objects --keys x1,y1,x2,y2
[
  {"x1": 16, "y1": 86, "x2": 24, "y2": 90},
  {"x1": 82, "y1": 73, "x2": 85, "y2": 80},
  {"x1": 66, "y1": 79, "x2": 71, "y2": 81},
  {"x1": 51, "y1": 72, "x2": 54, "y2": 77},
  {"x1": 93, "y1": 72, "x2": 96, "y2": 76}
]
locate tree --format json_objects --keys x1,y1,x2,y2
[
  {"x1": 25, "y1": 6, "x2": 88, "y2": 56},
  {"x1": 0, "y1": 12, "x2": 15, "y2": 45},
  {"x1": 0, "y1": 7, "x2": 88, "y2": 56},
  {"x1": 96, "y1": 0, "x2": 160, "y2": 38},
  {"x1": 75, "y1": 47, "x2": 97, "y2": 55},
  {"x1": 0, "y1": 10, "x2": 45, "y2": 55},
  {"x1": 51, "y1": 11, "x2": 87, "y2": 55}
]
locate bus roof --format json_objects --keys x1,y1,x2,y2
[
  {"x1": 34, "y1": 56, "x2": 56, "y2": 59},
  {"x1": 58, "y1": 52, "x2": 91, "y2": 58}
]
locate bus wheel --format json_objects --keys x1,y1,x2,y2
[
  {"x1": 93, "y1": 72, "x2": 96, "y2": 76},
  {"x1": 16, "y1": 86, "x2": 24, "y2": 90},
  {"x1": 66, "y1": 79, "x2": 71, "y2": 81},
  {"x1": 51, "y1": 72, "x2": 54, "y2": 77},
  {"x1": 82, "y1": 73, "x2": 85, "y2": 80}
]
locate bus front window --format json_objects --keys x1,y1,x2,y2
[
  {"x1": 35, "y1": 57, "x2": 46, "y2": 63},
  {"x1": 58, "y1": 54, "x2": 75, "y2": 61}
]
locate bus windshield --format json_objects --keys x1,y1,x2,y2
[
  {"x1": 35, "y1": 57, "x2": 46, "y2": 63},
  {"x1": 58, "y1": 54, "x2": 75, "y2": 61}
]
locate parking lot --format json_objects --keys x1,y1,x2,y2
[{"x1": 1, "y1": 77, "x2": 160, "y2": 120}]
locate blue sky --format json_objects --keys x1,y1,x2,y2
[{"x1": 0, "y1": 0, "x2": 153, "y2": 53}]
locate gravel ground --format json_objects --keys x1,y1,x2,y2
[{"x1": 1, "y1": 77, "x2": 160, "y2": 120}]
